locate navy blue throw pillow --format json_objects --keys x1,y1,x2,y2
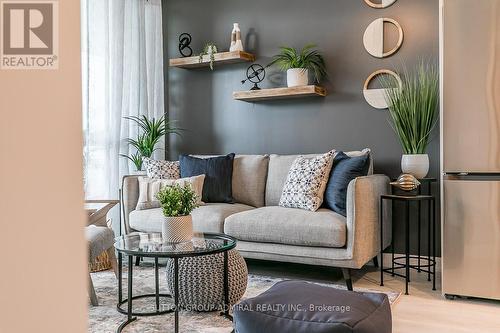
[
  {"x1": 179, "y1": 153, "x2": 235, "y2": 203},
  {"x1": 324, "y1": 152, "x2": 370, "y2": 216}
]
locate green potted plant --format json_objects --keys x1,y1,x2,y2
[
  {"x1": 156, "y1": 184, "x2": 199, "y2": 243},
  {"x1": 381, "y1": 62, "x2": 439, "y2": 178},
  {"x1": 198, "y1": 42, "x2": 218, "y2": 70},
  {"x1": 268, "y1": 44, "x2": 327, "y2": 87},
  {"x1": 120, "y1": 115, "x2": 181, "y2": 173}
]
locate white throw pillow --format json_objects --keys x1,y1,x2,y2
[
  {"x1": 143, "y1": 157, "x2": 180, "y2": 179},
  {"x1": 136, "y1": 175, "x2": 205, "y2": 211},
  {"x1": 279, "y1": 150, "x2": 336, "y2": 211}
]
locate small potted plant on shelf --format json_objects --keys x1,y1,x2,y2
[
  {"x1": 268, "y1": 44, "x2": 327, "y2": 87},
  {"x1": 381, "y1": 62, "x2": 439, "y2": 179},
  {"x1": 199, "y1": 42, "x2": 218, "y2": 70},
  {"x1": 120, "y1": 115, "x2": 181, "y2": 173},
  {"x1": 156, "y1": 184, "x2": 199, "y2": 243}
]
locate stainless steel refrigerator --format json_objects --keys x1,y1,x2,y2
[{"x1": 440, "y1": 0, "x2": 500, "y2": 300}]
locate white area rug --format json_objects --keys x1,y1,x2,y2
[{"x1": 88, "y1": 265, "x2": 400, "y2": 333}]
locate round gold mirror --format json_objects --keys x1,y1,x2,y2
[
  {"x1": 364, "y1": 0, "x2": 397, "y2": 9},
  {"x1": 363, "y1": 69, "x2": 402, "y2": 109},
  {"x1": 363, "y1": 18, "x2": 404, "y2": 58}
]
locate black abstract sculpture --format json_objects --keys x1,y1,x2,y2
[{"x1": 178, "y1": 33, "x2": 193, "y2": 57}]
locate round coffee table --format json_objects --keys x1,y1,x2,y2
[{"x1": 114, "y1": 232, "x2": 237, "y2": 333}]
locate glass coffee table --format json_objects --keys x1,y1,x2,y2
[{"x1": 114, "y1": 232, "x2": 237, "y2": 333}]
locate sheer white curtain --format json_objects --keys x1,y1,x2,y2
[{"x1": 82, "y1": 0, "x2": 164, "y2": 200}]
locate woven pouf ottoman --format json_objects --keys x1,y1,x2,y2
[
  {"x1": 166, "y1": 249, "x2": 248, "y2": 311},
  {"x1": 234, "y1": 280, "x2": 392, "y2": 333}
]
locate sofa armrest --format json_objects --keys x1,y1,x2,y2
[
  {"x1": 121, "y1": 175, "x2": 140, "y2": 234},
  {"x1": 345, "y1": 174, "x2": 391, "y2": 268}
]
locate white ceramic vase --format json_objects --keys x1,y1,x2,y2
[
  {"x1": 229, "y1": 23, "x2": 244, "y2": 52},
  {"x1": 162, "y1": 215, "x2": 193, "y2": 243},
  {"x1": 401, "y1": 154, "x2": 429, "y2": 179},
  {"x1": 286, "y1": 68, "x2": 309, "y2": 87}
]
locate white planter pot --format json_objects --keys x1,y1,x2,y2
[
  {"x1": 287, "y1": 68, "x2": 309, "y2": 87},
  {"x1": 162, "y1": 215, "x2": 193, "y2": 243},
  {"x1": 401, "y1": 154, "x2": 429, "y2": 179},
  {"x1": 131, "y1": 170, "x2": 147, "y2": 176}
]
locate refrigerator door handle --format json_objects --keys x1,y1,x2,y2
[{"x1": 444, "y1": 174, "x2": 500, "y2": 181}]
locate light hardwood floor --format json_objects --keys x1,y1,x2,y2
[{"x1": 246, "y1": 257, "x2": 500, "y2": 333}]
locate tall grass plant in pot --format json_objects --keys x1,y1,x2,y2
[
  {"x1": 269, "y1": 44, "x2": 327, "y2": 87},
  {"x1": 156, "y1": 184, "x2": 199, "y2": 243},
  {"x1": 120, "y1": 115, "x2": 181, "y2": 173},
  {"x1": 381, "y1": 62, "x2": 439, "y2": 179}
]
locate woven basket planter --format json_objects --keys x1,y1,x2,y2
[
  {"x1": 88, "y1": 251, "x2": 111, "y2": 273},
  {"x1": 162, "y1": 215, "x2": 193, "y2": 243},
  {"x1": 166, "y1": 249, "x2": 248, "y2": 312}
]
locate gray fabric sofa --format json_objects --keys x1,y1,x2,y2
[{"x1": 122, "y1": 153, "x2": 391, "y2": 289}]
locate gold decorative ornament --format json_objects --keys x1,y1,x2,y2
[{"x1": 390, "y1": 174, "x2": 421, "y2": 191}]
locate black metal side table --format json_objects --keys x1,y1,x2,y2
[
  {"x1": 380, "y1": 193, "x2": 436, "y2": 295},
  {"x1": 114, "y1": 232, "x2": 236, "y2": 333}
]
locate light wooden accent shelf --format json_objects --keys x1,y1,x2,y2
[
  {"x1": 233, "y1": 85, "x2": 327, "y2": 102},
  {"x1": 169, "y1": 51, "x2": 255, "y2": 69}
]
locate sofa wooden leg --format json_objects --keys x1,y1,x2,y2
[
  {"x1": 342, "y1": 268, "x2": 353, "y2": 291},
  {"x1": 373, "y1": 256, "x2": 379, "y2": 268},
  {"x1": 135, "y1": 256, "x2": 141, "y2": 266},
  {"x1": 107, "y1": 247, "x2": 118, "y2": 278},
  {"x1": 88, "y1": 273, "x2": 98, "y2": 306}
]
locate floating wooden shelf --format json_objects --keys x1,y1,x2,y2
[
  {"x1": 233, "y1": 85, "x2": 327, "y2": 102},
  {"x1": 169, "y1": 51, "x2": 255, "y2": 69}
]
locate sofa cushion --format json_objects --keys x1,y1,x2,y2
[
  {"x1": 85, "y1": 225, "x2": 114, "y2": 261},
  {"x1": 224, "y1": 206, "x2": 347, "y2": 248},
  {"x1": 129, "y1": 203, "x2": 254, "y2": 233},
  {"x1": 266, "y1": 154, "x2": 316, "y2": 206},
  {"x1": 136, "y1": 175, "x2": 205, "y2": 210},
  {"x1": 232, "y1": 155, "x2": 269, "y2": 207},
  {"x1": 180, "y1": 153, "x2": 235, "y2": 203},
  {"x1": 191, "y1": 154, "x2": 269, "y2": 207},
  {"x1": 279, "y1": 151, "x2": 335, "y2": 211},
  {"x1": 324, "y1": 151, "x2": 370, "y2": 216},
  {"x1": 192, "y1": 203, "x2": 254, "y2": 233},
  {"x1": 265, "y1": 150, "x2": 373, "y2": 206},
  {"x1": 143, "y1": 158, "x2": 180, "y2": 179}
]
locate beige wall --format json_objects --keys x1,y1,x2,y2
[{"x1": 0, "y1": 1, "x2": 87, "y2": 332}]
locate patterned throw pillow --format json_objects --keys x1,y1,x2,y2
[
  {"x1": 279, "y1": 150, "x2": 336, "y2": 211},
  {"x1": 143, "y1": 157, "x2": 180, "y2": 179},
  {"x1": 136, "y1": 175, "x2": 205, "y2": 210}
]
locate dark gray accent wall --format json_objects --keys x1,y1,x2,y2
[{"x1": 165, "y1": 0, "x2": 440, "y2": 256}]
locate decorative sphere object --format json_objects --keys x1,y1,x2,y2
[
  {"x1": 241, "y1": 64, "x2": 266, "y2": 90},
  {"x1": 390, "y1": 174, "x2": 421, "y2": 191},
  {"x1": 166, "y1": 249, "x2": 248, "y2": 312}
]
